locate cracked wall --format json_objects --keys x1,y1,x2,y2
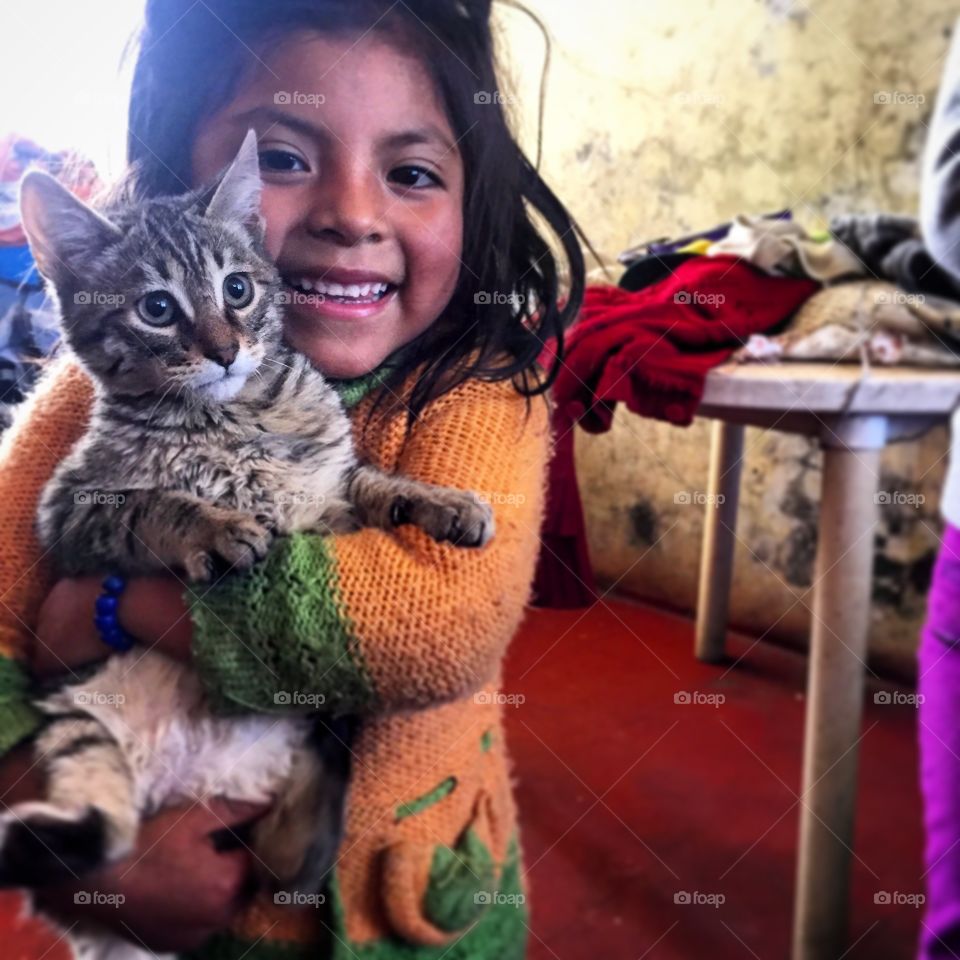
[{"x1": 498, "y1": 0, "x2": 958, "y2": 676}]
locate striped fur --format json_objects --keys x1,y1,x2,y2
[{"x1": 5, "y1": 131, "x2": 493, "y2": 960}]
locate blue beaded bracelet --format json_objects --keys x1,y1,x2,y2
[{"x1": 94, "y1": 574, "x2": 135, "y2": 652}]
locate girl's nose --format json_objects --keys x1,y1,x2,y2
[{"x1": 305, "y1": 170, "x2": 385, "y2": 246}]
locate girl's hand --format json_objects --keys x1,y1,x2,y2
[
  {"x1": 35, "y1": 797, "x2": 271, "y2": 953},
  {"x1": 32, "y1": 576, "x2": 195, "y2": 679}
]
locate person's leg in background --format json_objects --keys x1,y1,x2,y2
[{"x1": 918, "y1": 511, "x2": 960, "y2": 957}]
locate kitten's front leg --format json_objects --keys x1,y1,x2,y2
[
  {"x1": 40, "y1": 487, "x2": 274, "y2": 581},
  {"x1": 342, "y1": 465, "x2": 495, "y2": 547}
]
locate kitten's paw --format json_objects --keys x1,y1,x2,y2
[
  {"x1": 183, "y1": 513, "x2": 275, "y2": 581},
  {"x1": 0, "y1": 803, "x2": 107, "y2": 887},
  {"x1": 391, "y1": 491, "x2": 495, "y2": 548}
]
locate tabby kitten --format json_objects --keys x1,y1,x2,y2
[{"x1": 0, "y1": 130, "x2": 493, "y2": 960}]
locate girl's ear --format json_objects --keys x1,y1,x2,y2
[
  {"x1": 19, "y1": 171, "x2": 122, "y2": 284},
  {"x1": 205, "y1": 128, "x2": 265, "y2": 234}
]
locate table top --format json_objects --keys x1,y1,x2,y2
[{"x1": 700, "y1": 363, "x2": 960, "y2": 416}]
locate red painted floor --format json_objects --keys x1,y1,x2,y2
[
  {"x1": 504, "y1": 598, "x2": 925, "y2": 960},
  {"x1": 0, "y1": 596, "x2": 925, "y2": 958}
]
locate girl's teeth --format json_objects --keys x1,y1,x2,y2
[{"x1": 287, "y1": 278, "x2": 392, "y2": 299}]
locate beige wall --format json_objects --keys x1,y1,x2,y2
[{"x1": 497, "y1": 0, "x2": 959, "y2": 675}]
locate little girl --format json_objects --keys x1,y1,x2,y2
[
  {"x1": 917, "y1": 16, "x2": 960, "y2": 959},
  {"x1": 0, "y1": 1, "x2": 584, "y2": 958}
]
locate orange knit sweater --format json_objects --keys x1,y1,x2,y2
[{"x1": 0, "y1": 353, "x2": 551, "y2": 959}]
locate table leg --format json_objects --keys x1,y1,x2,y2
[
  {"x1": 695, "y1": 420, "x2": 746, "y2": 662},
  {"x1": 792, "y1": 417, "x2": 886, "y2": 960}
]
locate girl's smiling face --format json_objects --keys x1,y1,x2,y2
[{"x1": 191, "y1": 31, "x2": 464, "y2": 378}]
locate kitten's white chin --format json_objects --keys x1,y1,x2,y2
[{"x1": 197, "y1": 374, "x2": 248, "y2": 403}]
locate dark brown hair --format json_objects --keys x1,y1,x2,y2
[{"x1": 126, "y1": 0, "x2": 586, "y2": 421}]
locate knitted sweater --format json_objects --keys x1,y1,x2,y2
[{"x1": 0, "y1": 350, "x2": 551, "y2": 959}]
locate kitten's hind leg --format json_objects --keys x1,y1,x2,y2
[
  {"x1": 0, "y1": 714, "x2": 137, "y2": 887},
  {"x1": 252, "y1": 715, "x2": 356, "y2": 895},
  {"x1": 344, "y1": 465, "x2": 495, "y2": 547}
]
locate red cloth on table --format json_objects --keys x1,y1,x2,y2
[{"x1": 532, "y1": 255, "x2": 819, "y2": 608}]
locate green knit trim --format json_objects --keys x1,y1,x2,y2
[
  {"x1": 0, "y1": 657, "x2": 43, "y2": 756},
  {"x1": 330, "y1": 339, "x2": 421, "y2": 410},
  {"x1": 325, "y1": 837, "x2": 527, "y2": 960},
  {"x1": 423, "y1": 829, "x2": 495, "y2": 933},
  {"x1": 187, "y1": 533, "x2": 376, "y2": 716},
  {"x1": 395, "y1": 777, "x2": 457, "y2": 821}
]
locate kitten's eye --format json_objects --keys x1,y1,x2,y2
[
  {"x1": 137, "y1": 291, "x2": 178, "y2": 326},
  {"x1": 223, "y1": 273, "x2": 254, "y2": 308}
]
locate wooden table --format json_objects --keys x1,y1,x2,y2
[{"x1": 694, "y1": 363, "x2": 960, "y2": 960}]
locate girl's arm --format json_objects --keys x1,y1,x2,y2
[
  {"x1": 187, "y1": 376, "x2": 551, "y2": 716},
  {"x1": 30, "y1": 374, "x2": 551, "y2": 713},
  {"x1": 0, "y1": 356, "x2": 94, "y2": 753}
]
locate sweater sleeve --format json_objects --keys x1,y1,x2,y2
[
  {"x1": 922, "y1": 16, "x2": 960, "y2": 278},
  {"x1": 187, "y1": 378, "x2": 551, "y2": 715},
  {"x1": 0, "y1": 357, "x2": 95, "y2": 753}
]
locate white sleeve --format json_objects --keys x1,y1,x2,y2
[{"x1": 922, "y1": 18, "x2": 960, "y2": 282}]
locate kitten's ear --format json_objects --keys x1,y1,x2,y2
[
  {"x1": 19, "y1": 171, "x2": 122, "y2": 284},
  {"x1": 205, "y1": 128, "x2": 264, "y2": 232}
]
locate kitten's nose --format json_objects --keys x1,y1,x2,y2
[{"x1": 204, "y1": 343, "x2": 239, "y2": 369}]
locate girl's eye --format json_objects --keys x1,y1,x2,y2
[
  {"x1": 258, "y1": 149, "x2": 308, "y2": 173},
  {"x1": 137, "y1": 290, "x2": 178, "y2": 326},
  {"x1": 389, "y1": 165, "x2": 441, "y2": 189},
  {"x1": 223, "y1": 273, "x2": 254, "y2": 308}
]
